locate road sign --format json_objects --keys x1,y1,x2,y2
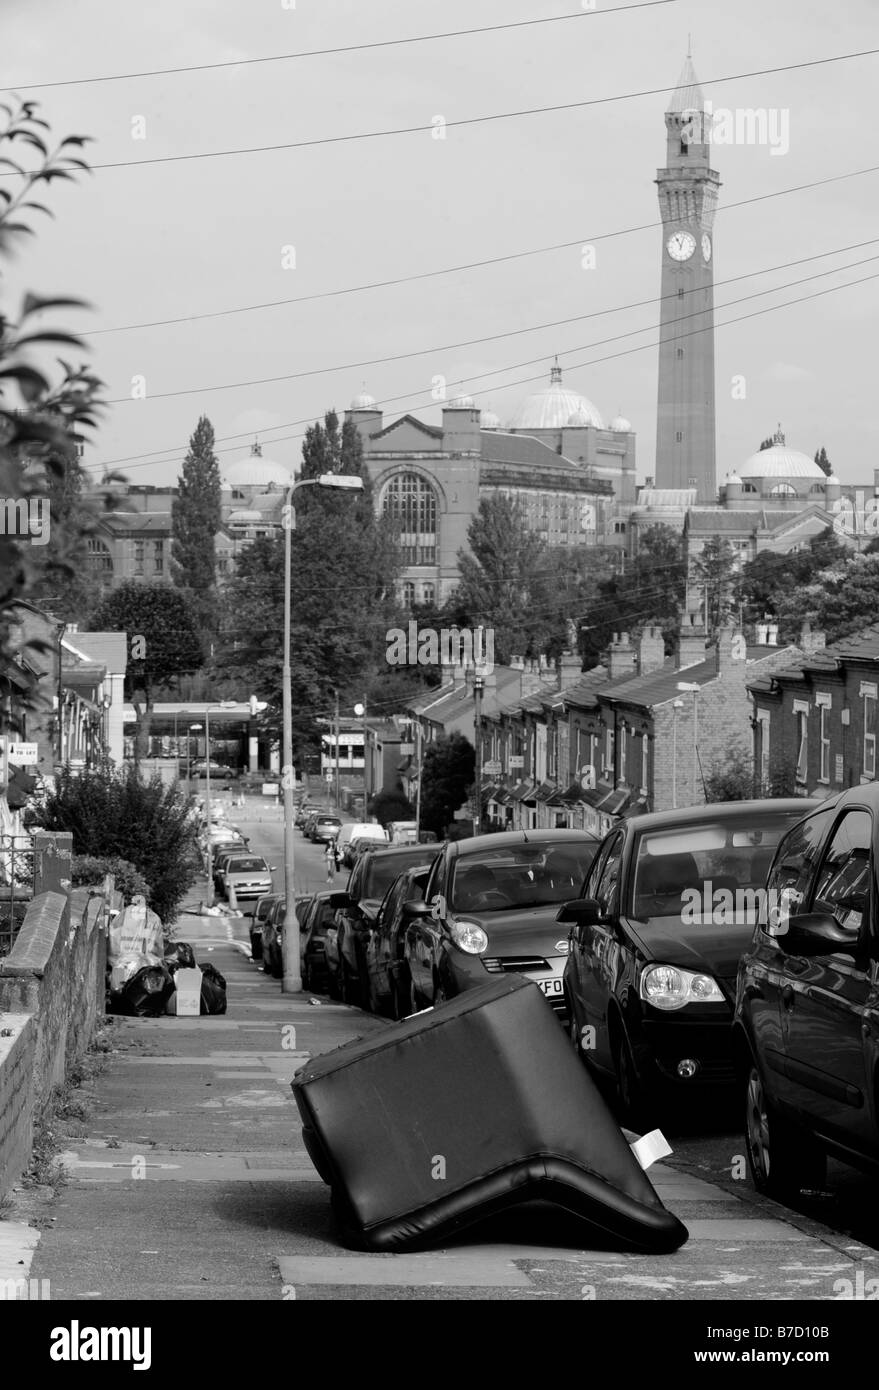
[
  {"x1": 7, "y1": 742, "x2": 38, "y2": 764},
  {"x1": 325, "y1": 772, "x2": 333, "y2": 782},
  {"x1": 483, "y1": 759, "x2": 502, "y2": 775},
  {"x1": 509, "y1": 756, "x2": 524, "y2": 769}
]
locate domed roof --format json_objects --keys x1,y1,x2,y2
[
  {"x1": 350, "y1": 390, "x2": 377, "y2": 409},
  {"x1": 227, "y1": 509, "x2": 263, "y2": 525},
  {"x1": 507, "y1": 362, "x2": 603, "y2": 431},
  {"x1": 480, "y1": 408, "x2": 501, "y2": 429},
  {"x1": 610, "y1": 415, "x2": 632, "y2": 433},
  {"x1": 826, "y1": 472, "x2": 841, "y2": 484},
  {"x1": 447, "y1": 393, "x2": 476, "y2": 409},
  {"x1": 740, "y1": 429, "x2": 825, "y2": 481},
  {"x1": 567, "y1": 409, "x2": 592, "y2": 426},
  {"x1": 224, "y1": 443, "x2": 292, "y2": 490},
  {"x1": 726, "y1": 471, "x2": 742, "y2": 484}
]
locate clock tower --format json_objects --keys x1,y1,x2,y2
[{"x1": 655, "y1": 52, "x2": 721, "y2": 500}]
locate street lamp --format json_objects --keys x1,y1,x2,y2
[
  {"x1": 677, "y1": 682, "x2": 701, "y2": 805},
  {"x1": 187, "y1": 723, "x2": 202, "y2": 789},
  {"x1": 204, "y1": 700, "x2": 237, "y2": 903},
  {"x1": 282, "y1": 472, "x2": 364, "y2": 994},
  {"x1": 671, "y1": 701, "x2": 683, "y2": 809}
]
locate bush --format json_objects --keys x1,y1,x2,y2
[
  {"x1": 27, "y1": 765, "x2": 198, "y2": 923},
  {"x1": 71, "y1": 855, "x2": 150, "y2": 904}
]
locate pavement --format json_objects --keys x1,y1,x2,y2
[{"x1": 3, "y1": 800, "x2": 878, "y2": 1303}]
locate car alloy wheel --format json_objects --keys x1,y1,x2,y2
[{"x1": 744, "y1": 1064, "x2": 826, "y2": 1198}]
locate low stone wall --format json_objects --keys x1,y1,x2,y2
[{"x1": 0, "y1": 887, "x2": 107, "y2": 1199}]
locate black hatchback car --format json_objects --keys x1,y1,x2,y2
[
  {"x1": 401, "y1": 830, "x2": 600, "y2": 1016},
  {"x1": 560, "y1": 800, "x2": 819, "y2": 1128},
  {"x1": 734, "y1": 786, "x2": 879, "y2": 1198}
]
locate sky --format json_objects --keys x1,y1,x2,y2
[{"x1": 2, "y1": 0, "x2": 878, "y2": 488}]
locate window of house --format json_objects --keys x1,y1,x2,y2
[
  {"x1": 793, "y1": 700, "x2": 809, "y2": 784},
  {"x1": 677, "y1": 288, "x2": 684, "y2": 299},
  {"x1": 676, "y1": 348, "x2": 684, "y2": 359},
  {"x1": 133, "y1": 540, "x2": 144, "y2": 575},
  {"x1": 675, "y1": 431, "x2": 683, "y2": 443},
  {"x1": 402, "y1": 581, "x2": 415, "y2": 608},
  {"x1": 754, "y1": 709, "x2": 770, "y2": 790},
  {"x1": 154, "y1": 540, "x2": 163, "y2": 574},
  {"x1": 862, "y1": 682, "x2": 877, "y2": 779},
  {"x1": 816, "y1": 693, "x2": 831, "y2": 783},
  {"x1": 422, "y1": 582, "x2": 435, "y2": 605},
  {"x1": 618, "y1": 724, "x2": 627, "y2": 783},
  {"x1": 604, "y1": 725, "x2": 614, "y2": 778},
  {"x1": 640, "y1": 733, "x2": 649, "y2": 793},
  {"x1": 381, "y1": 473, "x2": 437, "y2": 565}
]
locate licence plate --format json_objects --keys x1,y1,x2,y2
[{"x1": 539, "y1": 978, "x2": 564, "y2": 997}]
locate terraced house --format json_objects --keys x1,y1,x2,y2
[{"x1": 747, "y1": 623, "x2": 879, "y2": 798}]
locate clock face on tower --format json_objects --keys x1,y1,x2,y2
[
  {"x1": 701, "y1": 233, "x2": 712, "y2": 262},
  {"x1": 667, "y1": 230, "x2": 696, "y2": 261}
]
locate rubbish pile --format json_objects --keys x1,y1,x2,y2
[{"x1": 106, "y1": 895, "x2": 227, "y2": 1017}]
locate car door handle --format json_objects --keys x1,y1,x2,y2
[{"x1": 781, "y1": 985, "x2": 795, "y2": 1011}]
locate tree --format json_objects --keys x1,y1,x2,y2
[
  {"x1": 703, "y1": 745, "x2": 756, "y2": 802},
  {"x1": 814, "y1": 446, "x2": 832, "y2": 477},
  {"x1": 759, "y1": 437, "x2": 775, "y2": 451},
  {"x1": 0, "y1": 99, "x2": 103, "y2": 687},
  {"x1": 735, "y1": 528, "x2": 848, "y2": 630},
  {"x1": 93, "y1": 582, "x2": 203, "y2": 761},
  {"x1": 368, "y1": 783, "x2": 414, "y2": 827},
  {"x1": 451, "y1": 495, "x2": 548, "y2": 664},
  {"x1": 30, "y1": 764, "x2": 198, "y2": 922},
  {"x1": 171, "y1": 416, "x2": 222, "y2": 632},
  {"x1": 213, "y1": 411, "x2": 399, "y2": 763},
  {"x1": 582, "y1": 525, "x2": 686, "y2": 665},
  {"x1": 776, "y1": 551, "x2": 879, "y2": 645},
  {"x1": 419, "y1": 732, "x2": 475, "y2": 838},
  {"x1": 691, "y1": 536, "x2": 737, "y2": 636}
]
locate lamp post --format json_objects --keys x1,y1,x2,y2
[
  {"x1": 671, "y1": 701, "x2": 683, "y2": 808},
  {"x1": 473, "y1": 672, "x2": 485, "y2": 833},
  {"x1": 677, "y1": 682, "x2": 701, "y2": 805},
  {"x1": 204, "y1": 701, "x2": 236, "y2": 903},
  {"x1": 281, "y1": 472, "x2": 364, "y2": 994},
  {"x1": 354, "y1": 699, "x2": 366, "y2": 815}
]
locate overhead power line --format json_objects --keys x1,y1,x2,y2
[
  {"x1": 1, "y1": 2, "x2": 676, "y2": 90},
  {"x1": 5, "y1": 48, "x2": 878, "y2": 176},
  {"x1": 85, "y1": 263, "x2": 879, "y2": 474}
]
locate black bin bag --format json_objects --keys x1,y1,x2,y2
[{"x1": 291, "y1": 974, "x2": 688, "y2": 1254}]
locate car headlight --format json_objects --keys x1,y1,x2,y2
[
  {"x1": 450, "y1": 921, "x2": 489, "y2": 955},
  {"x1": 639, "y1": 964, "x2": 724, "y2": 1011}
]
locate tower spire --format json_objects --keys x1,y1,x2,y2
[{"x1": 550, "y1": 355, "x2": 562, "y2": 385}]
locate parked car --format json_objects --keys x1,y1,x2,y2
[
  {"x1": 329, "y1": 842, "x2": 442, "y2": 1006},
  {"x1": 734, "y1": 786, "x2": 879, "y2": 1198},
  {"x1": 363, "y1": 864, "x2": 434, "y2": 1017},
  {"x1": 220, "y1": 853, "x2": 275, "y2": 902},
  {"x1": 262, "y1": 895, "x2": 313, "y2": 979},
  {"x1": 302, "y1": 810, "x2": 322, "y2": 838},
  {"x1": 191, "y1": 760, "x2": 231, "y2": 779},
  {"x1": 310, "y1": 813, "x2": 343, "y2": 844},
  {"x1": 337, "y1": 821, "x2": 388, "y2": 865},
  {"x1": 387, "y1": 821, "x2": 419, "y2": 846},
  {"x1": 296, "y1": 803, "x2": 321, "y2": 830},
  {"x1": 299, "y1": 891, "x2": 349, "y2": 992},
  {"x1": 250, "y1": 892, "x2": 283, "y2": 961},
  {"x1": 401, "y1": 830, "x2": 599, "y2": 1019},
  {"x1": 560, "y1": 799, "x2": 820, "y2": 1130},
  {"x1": 212, "y1": 848, "x2": 247, "y2": 895}
]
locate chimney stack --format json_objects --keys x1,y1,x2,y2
[
  {"x1": 637, "y1": 625, "x2": 665, "y2": 675},
  {"x1": 677, "y1": 611, "x2": 708, "y2": 670},
  {"x1": 800, "y1": 621, "x2": 827, "y2": 655},
  {"x1": 607, "y1": 632, "x2": 637, "y2": 680},
  {"x1": 557, "y1": 650, "x2": 583, "y2": 690}
]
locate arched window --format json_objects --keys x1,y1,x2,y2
[
  {"x1": 770, "y1": 482, "x2": 797, "y2": 497},
  {"x1": 87, "y1": 537, "x2": 114, "y2": 584},
  {"x1": 421, "y1": 582, "x2": 435, "y2": 606},
  {"x1": 381, "y1": 472, "x2": 437, "y2": 564},
  {"x1": 402, "y1": 581, "x2": 416, "y2": 608}
]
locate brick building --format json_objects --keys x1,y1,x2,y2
[{"x1": 747, "y1": 623, "x2": 879, "y2": 798}]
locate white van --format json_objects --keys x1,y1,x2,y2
[{"x1": 336, "y1": 821, "x2": 388, "y2": 863}]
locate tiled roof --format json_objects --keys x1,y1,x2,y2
[
  {"x1": 748, "y1": 623, "x2": 879, "y2": 692},
  {"x1": 479, "y1": 431, "x2": 579, "y2": 470},
  {"x1": 686, "y1": 509, "x2": 760, "y2": 533}
]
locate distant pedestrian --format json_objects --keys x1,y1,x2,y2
[{"x1": 325, "y1": 839, "x2": 337, "y2": 883}]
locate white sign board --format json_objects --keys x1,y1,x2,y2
[
  {"x1": 7, "y1": 742, "x2": 38, "y2": 764},
  {"x1": 509, "y1": 756, "x2": 524, "y2": 769},
  {"x1": 174, "y1": 967, "x2": 203, "y2": 1016},
  {"x1": 261, "y1": 782, "x2": 279, "y2": 797},
  {"x1": 483, "y1": 760, "x2": 502, "y2": 775}
]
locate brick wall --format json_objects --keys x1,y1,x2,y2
[
  {"x1": 0, "y1": 1015, "x2": 36, "y2": 1202},
  {"x1": 0, "y1": 887, "x2": 106, "y2": 1198}
]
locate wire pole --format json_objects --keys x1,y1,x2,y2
[{"x1": 334, "y1": 688, "x2": 341, "y2": 809}]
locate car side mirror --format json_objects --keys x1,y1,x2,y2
[
  {"x1": 401, "y1": 899, "x2": 432, "y2": 921},
  {"x1": 556, "y1": 898, "x2": 601, "y2": 927},
  {"x1": 269, "y1": 865, "x2": 277, "y2": 872},
  {"x1": 778, "y1": 911, "x2": 863, "y2": 958}
]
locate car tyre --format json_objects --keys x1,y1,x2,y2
[
  {"x1": 745, "y1": 1064, "x2": 826, "y2": 1198},
  {"x1": 614, "y1": 1028, "x2": 658, "y2": 1134},
  {"x1": 250, "y1": 934, "x2": 263, "y2": 962},
  {"x1": 340, "y1": 960, "x2": 359, "y2": 1009}
]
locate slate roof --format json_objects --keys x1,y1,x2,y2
[
  {"x1": 748, "y1": 622, "x2": 879, "y2": 693},
  {"x1": 479, "y1": 431, "x2": 579, "y2": 471}
]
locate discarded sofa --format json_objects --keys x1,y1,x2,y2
[{"x1": 291, "y1": 973, "x2": 688, "y2": 1254}]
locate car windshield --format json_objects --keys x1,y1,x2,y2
[
  {"x1": 631, "y1": 813, "x2": 807, "y2": 920},
  {"x1": 450, "y1": 842, "x2": 595, "y2": 912},
  {"x1": 227, "y1": 857, "x2": 268, "y2": 873},
  {"x1": 364, "y1": 852, "x2": 430, "y2": 899}
]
